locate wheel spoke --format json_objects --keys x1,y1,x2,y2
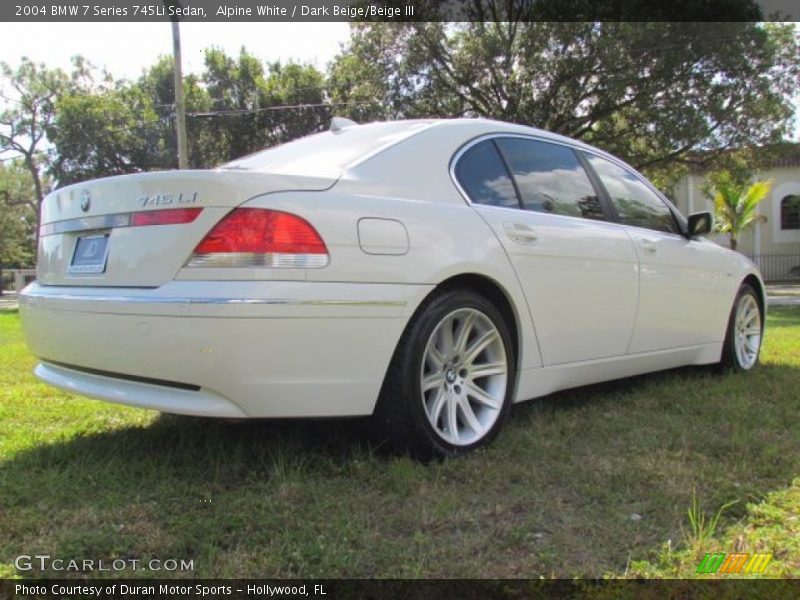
[
  {"x1": 463, "y1": 329, "x2": 499, "y2": 365},
  {"x1": 439, "y1": 319, "x2": 456, "y2": 356},
  {"x1": 428, "y1": 387, "x2": 446, "y2": 424},
  {"x1": 453, "y1": 312, "x2": 477, "y2": 355},
  {"x1": 744, "y1": 326, "x2": 761, "y2": 336},
  {"x1": 426, "y1": 345, "x2": 446, "y2": 371},
  {"x1": 422, "y1": 372, "x2": 444, "y2": 392},
  {"x1": 458, "y1": 398, "x2": 482, "y2": 434},
  {"x1": 468, "y1": 361, "x2": 507, "y2": 379},
  {"x1": 446, "y1": 394, "x2": 459, "y2": 443},
  {"x1": 745, "y1": 337, "x2": 760, "y2": 353},
  {"x1": 465, "y1": 381, "x2": 501, "y2": 410}
]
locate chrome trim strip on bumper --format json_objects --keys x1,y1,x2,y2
[
  {"x1": 40, "y1": 207, "x2": 202, "y2": 236},
  {"x1": 40, "y1": 213, "x2": 133, "y2": 236},
  {"x1": 20, "y1": 288, "x2": 406, "y2": 308}
]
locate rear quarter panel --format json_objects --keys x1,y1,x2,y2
[{"x1": 177, "y1": 187, "x2": 544, "y2": 372}]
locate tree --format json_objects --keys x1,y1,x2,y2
[
  {"x1": 712, "y1": 177, "x2": 771, "y2": 251},
  {"x1": 48, "y1": 56, "x2": 217, "y2": 184},
  {"x1": 327, "y1": 25, "x2": 396, "y2": 122},
  {"x1": 0, "y1": 58, "x2": 73, "y2": 245},
  {"x1": 48, "y1": 49, "x2": 332, "y2": 183},
  {"x1": 200, "y1": 48, "x2": 328, "y2": 162},
  {"x1": 47, "y1": 85, "x2": 165, "y2": 185},
  {"x1": 0, "y1": 161, "x2": 37, "y2": 294},
  {"x1": 136, "y1": 56, "x2": 218, "y2": 169},
  {"x1": 260, "y1": 61, "x2": 330, "y2": 144},
  {"x1": 328, "y1": 20, "x2": 799, "y2": 183},
  {"x1": 44, "y1": 49, "x2": 333, "y2": 186}
]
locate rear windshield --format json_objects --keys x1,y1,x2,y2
[{"x1": 221, "y1": 121, "x2": 433, "y2": 176}]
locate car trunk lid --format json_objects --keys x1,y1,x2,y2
[{"x1": 37, "y1": 169, "x2": 335, "y2": 287}]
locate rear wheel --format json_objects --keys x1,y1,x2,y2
[
  {"x1": 374, "y1": 289, "x2": 515, "y2": 457},
  {"x1": 719, "y1": 284, "x2": 763, "y2": 372}
]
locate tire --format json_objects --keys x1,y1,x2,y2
[
  {"x1": 718, "y1": 283, "x2": 763, "y2": 372},
  {"x1": 373, "y1": 288, "x2": 516, "y2": 458}
]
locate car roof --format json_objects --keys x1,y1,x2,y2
[
  {"x1": 345, "y1": 117, "x2": 620, "y2": 169},
  {"x1": 425, "y1": 117, "x2": 590, "y2": 145},
  {"x1": 221, "y1": 118, "x2": 614, "y2": 177},
  {"x1": 354, "y1": 117, "x2": 600, "y2": 148}
]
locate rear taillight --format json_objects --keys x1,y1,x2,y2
[{"x1": 187, "y1": 208, "x2": 329, "y2": 268}]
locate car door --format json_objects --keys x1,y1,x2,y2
[
  {"x1": 453, "y1": 136, "x2": 639, "y2": 366},
  {"x1": 582, "y1": 153, "x2": 728, "y2": 353}
]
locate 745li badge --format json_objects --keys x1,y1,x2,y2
[{"x1": 140, "y1": 191, "x2": 198, "y2": 208}]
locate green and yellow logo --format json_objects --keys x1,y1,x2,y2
[{"x1": 696, "y1": 552, "x2": 772, "y2": 574}]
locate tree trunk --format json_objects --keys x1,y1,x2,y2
[
  {"x1": 24, "y1": 156, "x2": 44, "y2": 256},
  {"x1": 730, "y1": 236, "x2": 738, "y2": 252}
]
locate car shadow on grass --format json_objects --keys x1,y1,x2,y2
[{"x1": 1, "y1": 361, "x2": 798, "y2": 578}]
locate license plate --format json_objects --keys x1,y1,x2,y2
[{"x1": 69, "y1": 234, "x2": 110, "y2": 274}]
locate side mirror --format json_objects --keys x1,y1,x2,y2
[{"x1": 687, "y1": 211, "x2": 713, "y2": 238}]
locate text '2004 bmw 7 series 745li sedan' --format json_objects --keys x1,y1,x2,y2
[{"x1": 20, "y1": 118, "x2": 765, "y2": 456}]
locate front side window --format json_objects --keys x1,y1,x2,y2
[
  {"x1": 584, "y1": 154, "x2": 680, "y2": 234},
  {"x1": 781, "y1": 195, "x2": 800, "y2": 230},
  {"x1": 495, "y1": 138, "x2": 606, "y2": 220},
  {"x1": 453, "y1": 140, "x2": 519, "y2": 208}
]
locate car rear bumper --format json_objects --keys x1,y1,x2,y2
[{"x1": 20, "y1": 281, "x2": 431, "y2": 418}]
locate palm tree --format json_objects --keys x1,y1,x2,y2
[{"x1": 713, "y1": 180, "x2": 771, "y2": 252}]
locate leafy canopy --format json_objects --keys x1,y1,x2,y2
[{"x1": 329, "y1": 20, "x2": 798, "y2": 186}]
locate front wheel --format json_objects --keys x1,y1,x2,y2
[
  {"x1": 719, "y1": 283, "x2": 763, "y2": 372},
  {"x1": 373, "y1": 289, "x2": 515, "y2": 457}
]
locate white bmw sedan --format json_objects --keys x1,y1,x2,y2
[{"x1": 20, "y1": 118, "x2": 765, "y2": 456}]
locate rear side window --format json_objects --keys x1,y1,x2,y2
[
  {"x1": 453, "y1": 140, "x2": 519, "y2": 208},
  {"x1": 495, "y1": 138, "x2": 606, "y2": 221},
  {"x1": 585, "y1": 154, "x2": 680, "y2": 234}
]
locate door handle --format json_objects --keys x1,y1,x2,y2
[
  {"x1": 503, "y1": 222, "x2": 538, "y2": 244},
  {"x1": 637, "y1": 237, "x2": 658, "y2": 254}
]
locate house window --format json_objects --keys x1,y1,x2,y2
[{"x1": 781, "y1": 195, "x2": 800, "y2": 230}]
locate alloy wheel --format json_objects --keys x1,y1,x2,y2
[
  {"x1": 419, "y1": 308, "x2": 508, "y2": 446},
  {"x1": 734, "y1": 293, "x2": 761, "y2": 369}
]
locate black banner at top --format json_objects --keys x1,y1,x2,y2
[{"x1": 1, "y1": 0, "x2": 799, "y2": 22}]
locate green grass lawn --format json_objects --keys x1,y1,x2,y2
[{"x1": 1, "y1": 307, "x2": 798, "y2": 579}]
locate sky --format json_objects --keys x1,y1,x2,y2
[{"x1": 0, "y1": 22, "x2": 351, "y2": 80}]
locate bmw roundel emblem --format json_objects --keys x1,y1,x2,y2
[{"x1": 80, "y1": 190, "x2": 91, "y2": 212}]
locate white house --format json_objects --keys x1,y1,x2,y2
[{"x1": 670, "y1": 151, "x2": 800, "y2": 282}]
